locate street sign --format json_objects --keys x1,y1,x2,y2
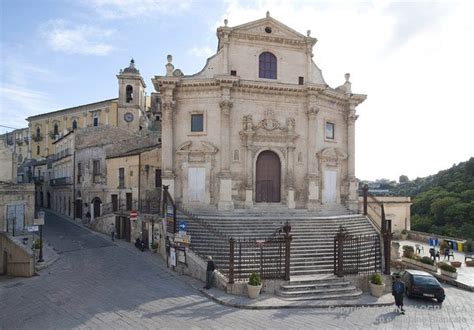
[
  {"x1": 179, "y1": 220, "x2": 187, "y2": 231},
  {"x1": 27, "y1": 226, "x2": 39, "y2": 232},
  {"x1": 130, "y1": 210, "x2": 138, "y2": 221},
  {"x1": 34, "y1": 218, "x2": 44, "y2": 226},
  {"x1": 174, "y1": 233, "x2": 191, "y2": 244}
]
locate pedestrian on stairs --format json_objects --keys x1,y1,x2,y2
[
  {"x1": 392, "y1": 274, "x2": 405, "y2": 314},
  {"x1": 204, "y1": 256, "x2": 216, "y2": 289}
]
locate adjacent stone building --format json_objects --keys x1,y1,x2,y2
[{"x1": 153, "y1": 14, "x2": 366, "y2": 211}]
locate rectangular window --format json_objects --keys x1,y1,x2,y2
[
  {"x1": 93, "y1": 160, "x2": 100, "y2": 183},
  {"x1": 191, "y1": 114, "x2": 204, "y2": 132},
  {"x1": 118, "y1": 168, "x2": 125, "y2": 188},
  {"x1": 230, "y1": 70, "x2": 237, "y2": 76},
  {"x1": 325, "y1": 122, "x2": 335, "y2": 140},
  {"x1": 77, "y1": 163, "x2": 82, "y2": 183},
  {"x1": 126, "y1": 193, "x2": 132, "y2": 211},
  {"x1": 298, "y1": 76, "x2": 304, "y2": 85},
  {"x1": 155, "y1": 169, "x2": 162, "y2": 188},
  {"x1": 93, "y1": 116, "x2": 99, "y2": 127},
  {"x1": 111, "y1": 194, "x2": 118, "y2": 212}
]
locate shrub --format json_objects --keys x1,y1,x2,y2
[
  {"x1": 401, "y1": 229, "x2": 408, "y2": 235},
  {"x1": 32, "y1": 239, "x2": 41, "y2": 250},
  {"x1": 464, "y1": 239, "x2": 473, "y2": 252},
  {"x1": 440, "y1": 240, "x2": 449, "y2": 251},
  {"x1": 248, "y1": 272, "x2": 262, "y2": 286},
  {"x1": 420, "y1": 256, "x2": 434, "y2": 265},
  {"x1": 402, "y1": 245, "x2": 415, "y2": 258},
  {"x1": 438, "y1": 262, "x2": 457, "y2": 273},
  {"x1": 370, "y1": 273, "x2": 384, "y2": 285}
]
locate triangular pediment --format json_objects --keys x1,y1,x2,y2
[{"x1": 230, "y1": 16, "x2": 307, "y2": 41}]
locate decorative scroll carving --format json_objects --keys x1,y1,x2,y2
[
  {"x1": 306, "y1": 107, "x2": 319, "y2": 118},
  {"x1": 219, "y1": 100, "x2": 233, "y2": 115},
  {"x1": 162, "y1": 101, "x2": 176, "y2": 112}
]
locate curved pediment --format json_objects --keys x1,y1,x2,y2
[
  {"x1": 318, "y1": 147, "x2": 347, "y2": 161},
  {"x1": 176, "y1": 141, "x2": 218, "y2": 154}
]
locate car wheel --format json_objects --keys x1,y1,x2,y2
[
  {"x1": 405, "y1": 288, "x2": 411, "y2": 298},
  {"x1": 437, "y1": 298, "x2": 444, "y2": 303}
]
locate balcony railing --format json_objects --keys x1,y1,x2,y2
[
  {"x1": 50, "y1": 177, "x2": 72, "y2": 186},
  {"x1": 32, "y1": 176, "x2": 44, "y2": 184}
]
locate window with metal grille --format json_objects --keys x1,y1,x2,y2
[
  {"x1": 191, "y1": 114, "x2": 203, "y2": 132},
  {"x1": 325, "y1": 122, "x2": 335, "y2": 140},
  {"x1": 93, "y1": 160, "x2": 101, "y2": 183},
  {"x1": 259, "y1": 52, "x2": 277, "y2": 79}
]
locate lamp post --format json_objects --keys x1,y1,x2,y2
[{"x1": 37, "y1": 211, "x2": 45, "y2": 263}]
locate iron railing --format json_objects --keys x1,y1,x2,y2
[
  {"x1": 334, "y1": 226, "x2": 382, "y2": 277},
  {"x1": 50, "y1": 177, "x2": 72, "y2": 186}
]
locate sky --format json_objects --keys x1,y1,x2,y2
[{"x1": 1, "y1": 0, "x2": 473, "y2": 181}]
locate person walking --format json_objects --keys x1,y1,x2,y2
[
  {"x1": 204, "y1": 256, "x2": 216, "y2": 289},
  {"x1": 392, "y1": 275, "x2": 406, "y2": 314},
  {"x1": 110, "y1": 226, "x2": 115, "y2": 241}
]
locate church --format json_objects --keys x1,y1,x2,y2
[{"x1": 152, "y1": 13, "x2": 366, "y2": 211}]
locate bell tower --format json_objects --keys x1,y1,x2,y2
[{"x1": 117, "y1": 59, "x2": 146, "y2": 131}]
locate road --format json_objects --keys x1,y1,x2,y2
[{"x1": 1, "y1": 210, "x2": 473, "y2": 329}]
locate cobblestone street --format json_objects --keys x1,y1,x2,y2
[{"x1": 1, "y1": 211, "x2": 473, "y2": 329}]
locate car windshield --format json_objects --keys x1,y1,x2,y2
[{"x1": 413, "y1": 275, "x2": 439, "y2": 286}]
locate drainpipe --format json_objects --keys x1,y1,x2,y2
[
  {"x1": 138, "y1": 153, "x2": 141, "y2": 211},
  {"x1": 73, "y1": 151, "x2": 76, "y2": 219}
]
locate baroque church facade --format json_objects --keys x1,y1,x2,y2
[{"x1": 153, "y1": 13, "x2": 366, "y2": 211}]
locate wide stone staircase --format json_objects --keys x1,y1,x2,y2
[{"x1": 181, "y1": 208, "x2": 382, "y2": 300}]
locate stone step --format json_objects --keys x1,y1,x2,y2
[
  {"x1": 275, "y1": 290, "x2": 363, "y2": 301},
  {"x1": 277, "y1": 284, "x2": 357, "y2": 296}
]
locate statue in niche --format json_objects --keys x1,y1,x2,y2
[{"x1": 286, "y1": 118, "x2": 295, "y2": 133}]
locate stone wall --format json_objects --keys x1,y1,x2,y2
[
  {"x1": 0, "y1": 233, "x2": 35, "y2": 277},
  {"x1": 359, "y1": 196, "x2": 411, "y2": 232},
  {"x1": 0, "y1": 183, "x2": 35, "y2": 232}
]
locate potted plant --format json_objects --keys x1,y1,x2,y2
[
  {"x1": 151, "y1": 242, "x2": 158, "y2": 253},
  {"x1": 450, "y1": 261, "x2": 462, "y2": 268},
  {"x1": 247, "y1": 272, "x2": 263, "y2": 299},
  {"x1": 32, "y1": 239, "x2": 41, "y2": 257},
  {"x1": 369, "y1": 273, "x2": 385, "y2": 298},
  {"x1": 438, "y1": 262, "x2": 457, "y2": 279},
  {"x1": 400, "y1": 229, "x2": 408, "y2": 240},
  {"x1": 402, "y1": 245, "x2": 414, "y2": 259},
  {"x1": 466, "y1": 260, "x2": 474, "y2": 267}
]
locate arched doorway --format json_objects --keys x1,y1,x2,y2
[
  {"x1": 255, "y1": 150, "x2": 281, "y2": 202},
  {"x1": 92, "y1": 197, "x2": 102, "y2": 218}
]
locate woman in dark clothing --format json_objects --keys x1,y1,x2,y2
[
  {"x1": 205, "y1": 256, "x2": 216, "y2": 289},
  {"x1": 392, "y1": 275, "x2": 406, "y2": 314}
]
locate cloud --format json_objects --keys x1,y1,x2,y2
[
  {"x1": 0, "y1": 85, "x2": 57, "y2": 131},
  {"x1": 40, "y1": 20, "x2": 115, "y2": 56},
  {"x1": 189, "y1": 46, "x2": 214, "y2": 58},
  {"x1": 82, "y1": 0, "x2": 193, "y2": 19}
]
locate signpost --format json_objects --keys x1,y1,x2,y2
[
  {"x1": 36, "y1": 211, "x2": 45, "y2": 263},
  {"x1": 130, "y1": 210, "x2": 138, "y2": 222},
  {"x1": 26, "y1": 226, "x2": 39, "y2": 232}
]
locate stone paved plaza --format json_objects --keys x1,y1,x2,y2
[{"x1": 1, "y1": 211, "x2": 473, "y2": 329}]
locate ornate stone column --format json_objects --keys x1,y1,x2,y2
[
  {"x1": 242, "y1": 115, "x2": 255, "y2": 208},
  {"x1": 306, "y1": 106, "x2": 320, "y2": 209},
  {"x1": 347, "y1": 103, "x2": 359, "y2": 211},
  {"x1": 218, "y1": 100, "x2": 234, "y2": 210},
  {"x1": 286, "y1": 117, "x2": 296, "y2": 209},
  {"x1": 63, "y1": 116, "x2": 67, "y2": 132},
  {"x1": 161, "y1": 97, "x2": 176, "y2": 197}
]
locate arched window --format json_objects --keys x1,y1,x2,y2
[
  {"x1": 259, "y1": 52, "x2": 277, "y2": 79},
  {"x1": 36, "y1": 145, "x2": 40, "y2": 155},
  {"x1": 53, "y1": 123, "x2": 59, "y2": 135},
  {"x1": 233, "y1": 150, "x2": 239, "y2": 161},
  {"x1": 126, "y1": 85, "x2": 133, "y2": 103},
  {"x1": 72, "y1": 120, "x2": 77, "y2": 130},
  {"x1": 36, "y1": 127, "x2": 40, "y2": 138}
]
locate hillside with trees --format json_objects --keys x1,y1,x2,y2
[{"x1": 391, "y1": 157, "x2": 474, "y2": 239}]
